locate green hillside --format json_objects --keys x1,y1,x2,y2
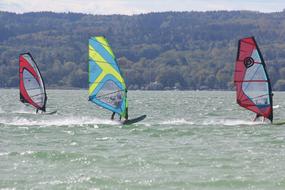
[{"x1": 1, "y1": 11, "x2": 285, "y2": 90}]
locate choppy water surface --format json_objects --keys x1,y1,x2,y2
[{"x1": 0, "y1": 89, "x2": 285, "y2": 189}]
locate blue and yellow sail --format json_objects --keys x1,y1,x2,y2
[{"x1": 88, "y1": 36, "x2": 128, "y2": 118}]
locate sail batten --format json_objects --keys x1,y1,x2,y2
[
  {"x1": 88, "y1": 36, "x2": 128, "y2": 118},
  {"x1": 19, "y1": 53, "x2": 47, "y2": 111},
  {"x1": 234, "y1": 37, "x2": 273, "y2": 122}
]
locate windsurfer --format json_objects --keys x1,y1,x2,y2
[{"x1": 111, "y1": 93, "x2": 122, "y2": 120}]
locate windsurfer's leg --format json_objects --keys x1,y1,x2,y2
[
  {"x1": 125, "y1": 107, "x2": 128, "y2": 120},
  {"x1": 111, "y1": 112, "x2": 115, "y2": 120},
  {"x1": 36, "y1": 109, "x2": 39, "y2": 114},
  {"x1": 253, "y1": 114, "x2": 258, "y2": 122},
  {"x1": 253, "y1": 115, "x2": 256, "y2": 121},
  {"x1": 262, "y1": 117, "x2": 265, "y2": 122}
]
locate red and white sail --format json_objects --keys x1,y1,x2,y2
[
  {"x1": 234, "y1": 37, "x2": 273, "y2": 122},
  {"x1": 19, "y1": 53, "x2": 47, "y2": 111}
]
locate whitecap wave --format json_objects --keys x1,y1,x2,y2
[
  {"x1": 159, "y1": 118, "x2": 194, "y2": 125},
  {"x1": 0, "y1": 152, "x2": 9, "y2": 156},
  {"x1": 273, "y1": 105, "x2": 280, "y2": 109},
  {"x1": 0, "y1": 116, "x2": 120, "y2": 127},
  {"x1": 202, "y1": 119, "x2": 264, "y2": 126},
  {"x1": 11, "y1": 107, "x2": 36, "y2": 114}
]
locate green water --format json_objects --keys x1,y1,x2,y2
[{"x1": 0, "y1": 89, "x2": 285, "y2": 189}]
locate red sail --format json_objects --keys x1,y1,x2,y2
[
  {"x1": 234, "y1": 37, "x2": 273, "y2": 122},
  {"x1": 19, "y1": 53, "x2": 47, "y2": 111}
]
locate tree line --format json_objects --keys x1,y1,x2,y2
[{"x1": 1, "y1": 11, "x2": 285, "y2": 90}]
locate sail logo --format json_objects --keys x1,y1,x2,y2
[{"x1": 244, "y1": 57, "x2": 254, "y2": 68}]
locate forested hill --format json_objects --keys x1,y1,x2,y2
[{"x1": 1, "y1": 11, "x2": 285, "y2": 90}]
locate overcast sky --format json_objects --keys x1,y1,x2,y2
[{"x1": 0, "y1": 0, "x2": 284, "y2": 15}]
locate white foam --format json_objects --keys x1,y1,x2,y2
[
  {"x1": 0, "y1": 152, "x2": 9, "y2": 156},
  {"x1": 11, "y1": 107, "x2": 35, "y2": 114},
  {"x1": 202, "y1": 119, "x2": 264, "y2": 126},
  {"x1": 38, "y1": 174, "x2": 91, "y2": 185},
  {"x1": 160, "y1": 118, "x2": 194, "y2": 125},
  {"x1": 142, "y1": 123, "x2": 151, "y2": 127},
  {"x1": 0, "y1": 116, "x2": 119, "y2": 127},
  {"x1": 20, "y1": 150, "x2": 34, "y2": 155},
  {"x1": 273, "y1": 105, "x2": 280, "y2": 109}
]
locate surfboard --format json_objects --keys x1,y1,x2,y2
[
  {"x1": 122, "y1": 115, "x2": 146, "y2": 125},
  {"x1": 234, "y1": 37, "x2": 273, "y2": 123}
]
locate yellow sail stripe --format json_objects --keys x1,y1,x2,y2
[
  {"x1": 88, "y1": 72, "x2": 105, "y2": 95},
  {"x1": 95, "y1": 36, "x2": 115, "y2": 58},
  {"x1": 88, "y1": 45, "x2": 125, "y2": 95}
]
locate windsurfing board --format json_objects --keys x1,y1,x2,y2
[
  {"x1": 122, "y1": 115, "x2": 146, "y2": 125},
  {"x1": 43, "y1": 110, "x2": 57, "y2": 115},
  {"x1": 273, "y1": 121, "x2": 285, "y2": 125}
]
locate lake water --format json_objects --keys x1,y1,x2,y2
[{"x1": 0, "y1": 89, "x2": 285, "y2": 189}]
